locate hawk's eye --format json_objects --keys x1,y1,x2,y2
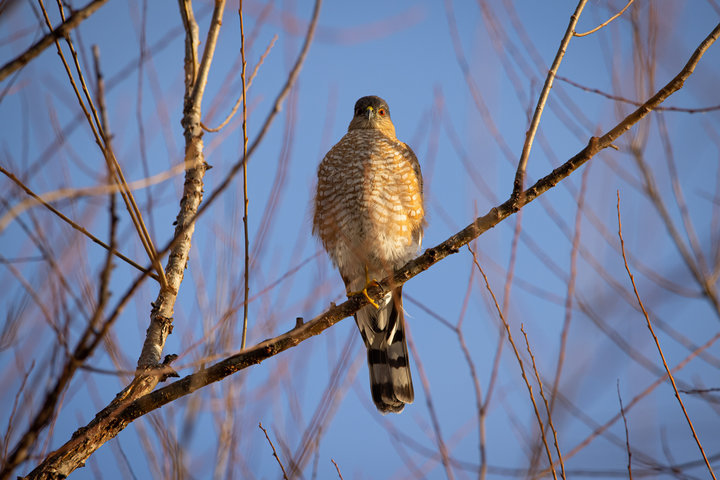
[{"x1": 378, "y1": 109, "x2": 386, "y2": 116}]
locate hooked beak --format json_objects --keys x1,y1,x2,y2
[{"x1": 363, "y1": 106, "x2": 376, "y2": 119}]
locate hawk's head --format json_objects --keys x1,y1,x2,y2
[{"x1": 348, "y1": 95, "x2": 396, "y2": 137}]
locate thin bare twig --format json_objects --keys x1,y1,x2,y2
[
  {"x1": 259, "y1": 423, "x2": 289, "y2": 480},
  {"x1": 132, "y1": 0, "x2": 156, "y2": 246},
  {"x1": 574, "y1": 0, "x2": 635, "y2": 37},
  {"x1": 186, "y1": 1, "x2": 224, "y2": 111},
  {"x1": 330, "y1": 459, "x2": 344, "y2": 479},
  {"x1": 468, "y1": 245, "x2": 558, "y2": 480},
  {"x1": 616, "y1": 381, "x2": 633, "y2": 480},
  {"x1": 0, "y1": 0, "x2": 109, "y2": 82},
  {"x1": 520, "y1": 325, "x2": 566, "y2": 480},
  {"x1": 91, "y1": 45, "x2": 111, "y2": 145},
  {"x1": 486, "y1": 206, "x2": 522, "y2": 407},
  {"x1": 679, "y1": 387, "x2": 720, "y2": 394},
  {"x1": 240, "y1": 2, "x2": 250, "y2": 349},
  {"x1": 617, "y1": 191, "x2": 716, "y2": 480},
  {"x1": 557, "y1": 74, "x2": 720, "y2": 113},
  {"x1": 201, "y1": 34, "x2": 277, "y2": 133},
  {"x1": 53, "y1": 0, "x2": 166, "y2": 290},
  {"x1": 512, "y1": 0, "x2": 588, "y2": 201},
  {"x1": 38, "y1": 0, "x2": 167, "y2": 288},
  {"x1": 2, "y1": 360, "x2": 35, "y2": 463}
]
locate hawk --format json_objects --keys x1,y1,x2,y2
[{"x1": 313, "y1": 95, "x2": 424, "y2": 413}]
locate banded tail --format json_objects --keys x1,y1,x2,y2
[{"x1": 355, "y1": 286, "x2": 414, "y2": 413}]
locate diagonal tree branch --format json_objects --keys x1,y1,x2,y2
[
  {"x1": 617, "y1": 192, "x2": 717, "y2": 479},
  {"x1": 0, "y1": 0, "x2": 109, "y2": 83}
]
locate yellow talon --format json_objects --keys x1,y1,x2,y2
[{"x1": 347, "y1": 267, "x2": 381, "y2": 309}]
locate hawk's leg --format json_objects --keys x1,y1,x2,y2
[{"x1": 346, "y1": 265, "x2": 381, "y2": 309}]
